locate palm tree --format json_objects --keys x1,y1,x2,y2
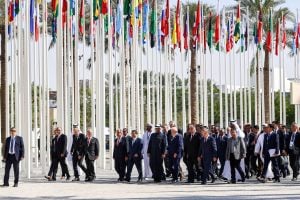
[{"x1": 239, "y1": 0, "x2": 294, "y2": 124}]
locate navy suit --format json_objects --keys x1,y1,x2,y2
[
  {"x1": 262, "y1": 132, "x2": 280, "y2": 180},
  {"x1": 168, "y1": 134, "x2": 183, "y2": 181},
  {"x1": 199, "y1": 136, "x2": 217, "y2": 183},
  {"x1": 113, "y1": 137, "x2": 128, "y2": 181},
  {"x1": 216, "y1": 135, "x2": 227, "y2": 176},
  {"x1": 3, "y1": 135, "x2": 24, "y2": 185},
  {"x1": 71, "y1": 133, "x2": 87, "y2": 178},
  {"x1": 125, "y1": 137, "x2": 143, "y2": 181}
]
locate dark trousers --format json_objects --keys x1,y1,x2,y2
[
  {"x1": 126, "y1": 158, "x2": 143, "y2": 180},
  {"x1": 47, "y1": 159, "x2": 56, "y2": 177},
  {"x1": 262, "y1": 155, "x2": 280, "y2": 179},
  {"x1": 150, "y1": 157, "x2": 164, "y2": 182},
  {"x1": 115, "y1": 158, "x2": 126, "y2": 180},
  {"x1": 186, "y1": 157, "x2": 200, "y2": 182},
  {"x1": 201, "y1": 158, "x2": 214, "y2": 183},
  {"x1": 72, "y1": 155, "x2": 87, "y2": 178},
  {"x1": 85, "y1": 157, "x2": 95, "y2": 179},
  {"x1": 4, "y1": 154, "x2": 20, "y2": 185},
  {"x1": 169, "y1": 156, "x2": 180, "y2": 181},
  {"x1": 250, "y1": 154, "x2": 258, "y2": 175},
  {"x1": 53, "y1": 156, "x2": 70, "y2": 179},
  {"x1": 229, "y1": 154, "x2": 245, "y2": 182},
  {"x1": 289, "y1": 153, "x2": 300, "y2": 178},
  {"x1": 245, "y1": 153, "x2": 250, "y2": 177}
]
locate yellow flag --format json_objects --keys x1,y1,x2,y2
[{"x1": 172, "y1": 16, "x2": 177, "y2": 45}]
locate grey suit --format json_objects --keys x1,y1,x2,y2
[
  {"x1": 225, "y1": 137, "x2": 246, "y2": 161},
  {"x1": 225, "y1": 136, "x2": 246, "y2": 182}
]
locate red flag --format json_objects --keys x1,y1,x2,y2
[
  {"x1": 214, "y1": 13, "x2": 220, "y2": 44},
  {"x1": 165, "y1": 0, "x2": 169, "y2": 37},
  {"x1": 275, "y1": 21, "x2": 279, "y2": 56},
  {"x1": 35, "y1": 15, "x2": 39, "y2": 41},
  {"x1": 265, "y1": 11, "x2": 272, "y2": 52},
  {"x1": 196, "y1": 1, "x2": 200, "y2": 28},
  {"x1": 62, "y1": 0, "x2": 68, "y2": 25},
  {"x1": 184, "y1": 14, "x2": 188, "y2": 50},
  {"x1": 102, "y1": 0, "x2": 108, "y2": 15},
  {"x1": 257, "y1": 8, "x2": 263, "y2": 45},
  {"x1": 79, "y1": 0, "x2": 84, "y2": 34},
  {"x1": 282, "y1": 16, "x2": 286, "y2": 49}
]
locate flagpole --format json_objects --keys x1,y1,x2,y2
[
  {"x1": 279, "y1": 17, "x2": 282, "y2": 124},
  {"x1": 82, "y1": 0, "x2": 87, "y2": 134},
  {"x1": 181, "y1": 5, "x2": 187, "y2": 133},
  {"x1": 33, "y1": 2, "x2": 38, "y2": 167},
  {"x1": 247, "y1": 7, "x2": 251, "y2": 124},
  {"x1": 218, "y1": 2, "x2": 223, "y2": 128}
]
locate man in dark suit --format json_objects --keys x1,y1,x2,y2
[
  {"x1": 125, "y1": 130, "x2": 143, "y2": 182},
  {"x1": 147, "y1": 124, "x2": 167, "y2": 182},
  {"x1": 248, "y1": 125, "x2": 259, "y2": 177},
  {"x1": 184, "y1": 124, "x2": 201, "y2": 183},
  {"x1": 84, "y1": 128, "x2": 99, "y2": 182},
  {"x1": 52, "y1": 127, "x2": 70, "y2": 181},
  {"x1": 168, "y1": 127, "x2": 183, "y2": 183},
  {"x1": 198, "y1": 126, "x2": 217, "y2": 185},
  {"x1": 286, "y1": 122, "x2": 300, "y2": 181},
  {"x1": 2, "y1": 127, "x2": 24, "y2": 187},
  {"x1": 225, "y1": 127, "x2": 246, "y2": 184},
  {"x1": 216, "y1": 128, "x2": 228, "y2": 178},
  {"x1": 113, "y1": 129, "x2": 128, "y2": 181},
  {"x1": 260, "y1": 124, "x2": 280, "y2": 183},
  {"x1": 71, "y1": 124, "x2": 87, "y2": 181}
]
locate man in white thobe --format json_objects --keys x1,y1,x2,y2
[{"x1": 142, "y1": 124, "x2": 153, "y2": 180}]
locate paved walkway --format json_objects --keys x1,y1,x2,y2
[{"x1": 0, "y1": 169, "x2": 300, "y2": 200}]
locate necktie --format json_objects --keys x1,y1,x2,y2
[
  {"x1": 190, "y1": 135, "x2": 193, "y2": 141},
  {"x1": 10, "y1": 137, "x2": 14, "y2": 153}
]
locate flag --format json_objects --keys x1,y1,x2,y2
[
  {"x1": 161, "y1": 10, "x2": 166, "y2": 46},
  {"x1": 207, "y1": 12, "x2": 213, "y2": 50},
  {"x1": 292, "y1": 23, "x2": 297, "y2": 54},
  {"x1": 282, "y1": 17, "x2": 287, "y2": 49},
  {"x1": 35, "y1": 3, "x2": 40, "y2": 42},
  {"x1": 51, "y1": 0, "x2": 59, "y2": 18},
  {"x1": 8, "y1": 1, "x2": 14, "y2": 23},
  {"x1": 165, "y1": 0, "x2": 170, "y2": 37},
  {"x1": 62, "y1": 0, "x2": 68, "y2": 25},
  {"x1": 79, "y1": 0, "x2": 85, "y2": 35},
  {"x1": 240, "y1": 18, "x2": 245, "y2": 52},
  {"x1": 226, "y1": 17, "x2": 231, "y2": 52},
  {"x1": 116, "y1": 1, "x2": 122, "y2": 35},
  {"x1": 234, "y1": 3, "x2": 240, "y2": 42},
  {"x1": 265, "y1": 10, "x2": 272, "y2": 52},
  {"x1": 142, "y1": 0, "x2": 149, "y2": 44},
  {"x1": 30, "y1": 0, "x2": 34, "y2": 34},
  {"x1": 93, "y1": 0, "x2": 100, "y2": 20},
  {"x1": 183, "y1": 13, "x2": 188, "y2": 50},
  {"x1": 150, "y1": 0, "x2": 156, "y2": 48},
  {"x1": 221, "y1": 7, "x2": 226, "y2": 51},
  {"x1": 15, "y1": 0, "x2": 20, "y2": 16},
  {"x1": 101, "y1": 0, "x2": 108, "y2": 15},
  {"x1": 70, "y1": 0, "x2": 75, "y2": 16},
  {"x1": 194, "y1": 1, "x2": 201, "y2": 45},
  {"x1": 215, "y1": 11, "x2": 220, "y2": 50},
  {"x1": 175, "y1": 0, "x2": 181, "y2": 48},
  {"x1": 275, "y1": 20, "x2": 279, "y2": 56},
  {"x1": 257, "y1": 7, "x2": 263, "y2": 49},
  {"x1": 171, "y1": 15, "x2": 177, "y2": 47},
  {"x1": 244, "y1": 22, "x2": 248, "y2": 51},
  {"x1": 203, "y1": 18, "x2": 207, "y2": 53},
  {"x1": 124, "y1": 0, "x2": 131, "y2": 19},
  {"x1": 253, "y1": 23, "x2": 257, "y2": 44}
]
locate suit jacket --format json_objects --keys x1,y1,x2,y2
[
  {"x1": 216, "y1": 135, "x2": 228, "y2": 159},
  {"x1": 127, "y1": 137, "x2": 143, "y2": 160},
  {"x1": 55, "y1": 134, "x2": 68, "y2": 157},
  {"x1": 275, "y1": 129, "x2": 286, "y2": 152},
  {"x1": 285, "y1": 131, "x2": 300, "y2": 155},
  {"x1": 199, "y1": 136, "x2": 217, "y2": 161},
  {"x1": 183, "y1": 132, "x2": 201, "y2": 160},
  {"x1": 4, "y1": 135, "x2": 24, "y2": 161},
  {"x1": 71, "y1": 133, "x2": 86, "y2": 157},
  {"x1": 247, "y1": 132, "x2": 257, "y2": 153},
  {"x1": 225, "y1": 136, "x2": 246, "y2": 160},
  {"x1": 85, "y1": 137, "x2": 99, "y2": 161},
  {"x1": 113, "y1": 137, "x2": 128, "y2": 160},
  {"x1": 168, "y1": 134, "x2": 183, "y2": 159},
  {"x1": 263, "y1": 132, "x2": 279, "y2": 156}
]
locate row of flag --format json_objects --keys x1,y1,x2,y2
[{"x1": 6, "y1": 0, "x2": 300, "y2": 56}]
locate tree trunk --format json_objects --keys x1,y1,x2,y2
[
  {"x1": 190, "y1": 47, "x2": 197, "y2": 124},
  {"x1": 0, "y1": 24, "x2": 7, "y2": 144},
  {"x1": 263, "y1": 46, "x2": 270, "y2": 123}
]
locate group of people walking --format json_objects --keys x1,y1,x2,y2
[{"x1": 1, "y1": 120, "x2": 300, "y2": 187}]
